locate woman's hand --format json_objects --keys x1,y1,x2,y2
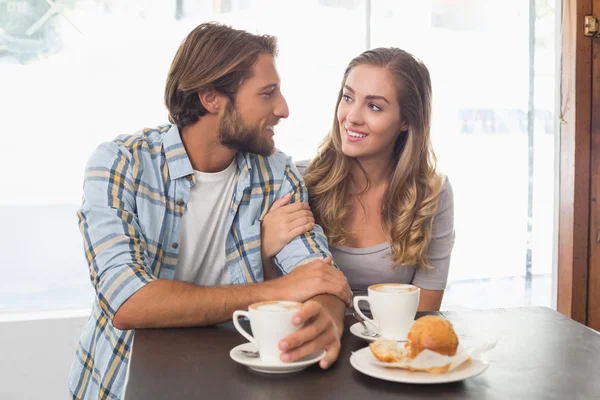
[{"x1": 261, "y1": 193, "x2": 315, "y2": 258}]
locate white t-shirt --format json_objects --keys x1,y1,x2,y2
[{"x1": 174, "y1": 160, "x2": 237, "y2": 286}]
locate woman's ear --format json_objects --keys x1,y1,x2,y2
[{"x1": 198, "y1": 89, "x2": 220, "y2": 114}]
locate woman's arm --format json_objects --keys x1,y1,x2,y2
[
  {"x1": 260, "y1": 193, "x2": 315, "y2": 260},
  {"x1": 262, "y1": 256, "x2": 282, "y2": 280},
  {"x1": 417, "y1": 288, "x2": 445, "y2": 311},
  {"x1": 412, "y1": 177, "x2": 455, "y2": 310}
]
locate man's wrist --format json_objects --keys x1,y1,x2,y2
[
  {"x1": 331, "y1": 310, "x2": 345, "y2": 339},
  {"x1": 259, "y1": 279, "x2": 281, "y2": 301},
  {"x1": 312, "y1": 294, "x2": 345, "y2": 338}
]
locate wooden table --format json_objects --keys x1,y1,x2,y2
[{"x1": 125, "y1": 307, "x2": 600, "y2": 399}]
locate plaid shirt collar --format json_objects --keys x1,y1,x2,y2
[{"x1": 162, "y1": 124, "x2": 253, "y2": 187}]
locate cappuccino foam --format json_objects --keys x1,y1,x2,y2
[
  {"x1": 371, "y1": 283, "x2": 418, "y2": 293},
  {"x1": 250, "y1": 301, "x2": 302, "y2": 312}
]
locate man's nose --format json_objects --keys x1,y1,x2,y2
[{"x1": 275, "y1": 94, "x2": 290, "y2": 119}]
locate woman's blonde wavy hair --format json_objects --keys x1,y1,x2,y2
[{"x1": 304, "y1": 48, "x2": 443, "y2": 269}]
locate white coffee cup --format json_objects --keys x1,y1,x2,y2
[
  {"x1": 233, "y1": 300, "x2": 303, "y2": 364},
  {"x1": 353, "y1": 283, "x2": 420, "y2": 340}
]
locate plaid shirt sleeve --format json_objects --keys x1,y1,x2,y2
[
  {"x1": 273, "y1": 157, "x2": 336, "y2": 274},
  {"x1": 77, "y1": 141, "x2": 156, "y2": 322}
]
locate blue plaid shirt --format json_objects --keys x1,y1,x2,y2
[{"x1": 69, "y1": 124, "x2": 332, "y2": 400}]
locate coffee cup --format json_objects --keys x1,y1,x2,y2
[
  {"x1": 233, "y1": 300, "x2": 303, "y2": 364},
  {"x1": 353, "y1": 283, "x2": 420, "y2": 340}
]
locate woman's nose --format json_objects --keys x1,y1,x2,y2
[{"x1": 346, "y1": 105, "x2": 363, "y2": 125}]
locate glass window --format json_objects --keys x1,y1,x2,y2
[{"x1": 370, "y1": 0, "x2": 556, "y2": 309}]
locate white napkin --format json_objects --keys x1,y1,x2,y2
[{"x1": 371, "y1": 341, "x2": 496, "y2": 373}]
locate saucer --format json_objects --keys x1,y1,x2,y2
[
  {"x1": 349, "y1": 346, "x2": 489, "y2": 384},
  {"x1": 349, "y1": 322, "x2": 407, "y2": 342},
  {"x1": 230, "y1": 342, "x2": 326, "y2": 374}
]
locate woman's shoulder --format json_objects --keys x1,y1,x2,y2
[
  {"x1": 438, "y1": 173, "x2": 453, "y2": 200},
  {"x1": 295, "y1": 159, "x2": 311, "y2": 177},
  {"x1": 434, "y1": 173, "x2": 454, "y2": 217}
]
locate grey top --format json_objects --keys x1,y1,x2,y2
[{"x1": 297, "y1": 161, "x2": 454, "y2": 296}]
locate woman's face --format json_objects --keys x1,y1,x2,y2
[{"x1": 337, "y1": 65, "x2": 406, "y2": 162}]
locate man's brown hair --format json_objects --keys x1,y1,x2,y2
[{"x1": 164, "y1": 22, "x2": 278, "y2": 129}]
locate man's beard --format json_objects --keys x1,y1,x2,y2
[{"x1": 218, "y1": 102, "x2": 275, "y2": 157}]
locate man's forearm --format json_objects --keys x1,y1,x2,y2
[
  {"x1": 311, "y1": 294, "x2": 346, "y2": 338},
  {"x1": 113, "y1": 279, "x2": 278, "y2": 330}
]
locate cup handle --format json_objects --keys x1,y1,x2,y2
[
  {"x1": 233, "y1": 310, "x2": 258, "y2": 348},
  {"x1": 353, "y1": 296, "x2": 378, "y2": 331}
]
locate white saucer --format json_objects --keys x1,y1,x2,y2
[
  {"x1": 349, "y1": 322, "x2": 407, "y2": 342},
  {"x1": 349, "y1": 346, "x2": 489, "y2": 384},
  {"x1": 230, "y1": 342, "x2": 326, "y2": 374}
]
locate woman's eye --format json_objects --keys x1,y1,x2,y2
[
  {"x1": 262, "y1": 92, "x2": 274, "y2": 97},
  {"x1": 342, "y1": 94, "x2": 352, "y2": 102},
  {"x1": 369, "y1": 103, "x2": 382, "y2": 111}
]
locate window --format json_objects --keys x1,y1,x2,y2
[{"x1": 370, "y1": 0, "x2": 557, "y2": 308}]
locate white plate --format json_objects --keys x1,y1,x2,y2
[
  {"x1": 349, "y1": 322, "x2": 407, "y2": 343},
  {"x1": 349, "y1": 346, "x2": 489, "y2": 384},
  {"x1": 230, "y1": 342, "x2": 326, "y2": 374}
]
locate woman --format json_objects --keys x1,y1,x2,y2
[{"x1": 261, "y1": 48, "x2": 454, "y2": 311}]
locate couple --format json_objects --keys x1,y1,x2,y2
[{"x1": 69, "y1": 22, "x2": 454, "y2": 400}]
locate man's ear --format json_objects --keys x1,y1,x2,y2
[{"x1": 198, "y1": 88, "x2": 221, "y2": 114}]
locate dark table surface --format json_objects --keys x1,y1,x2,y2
[{"x1": 125, "y1": 307, "x2": 600, "y2": 400}]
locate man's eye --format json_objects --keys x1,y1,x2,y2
[{"x1": 262, "y1": 92, "x2": 274, "y2": 97}]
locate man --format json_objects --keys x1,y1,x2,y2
[{"x1": 69, "y1": 22, "x2": 351, "y2": 400}]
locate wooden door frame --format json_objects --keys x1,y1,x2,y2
[
  {"x1": 587, "y1": 0, "x2": 600, "y2": 330},
  {"x1": 558, "y1": 0, "x2": 596, "y2": 325}
]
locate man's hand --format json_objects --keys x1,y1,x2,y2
[
  {"x1": 261, "y1": 193, "x2": 315, "y2": 258},
  {"x1": 264, "y1": 257, "x2": 352, "y2": 306},
  {"x1": 278, "y1": 300, "x2": 342, "y2": 369}
]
